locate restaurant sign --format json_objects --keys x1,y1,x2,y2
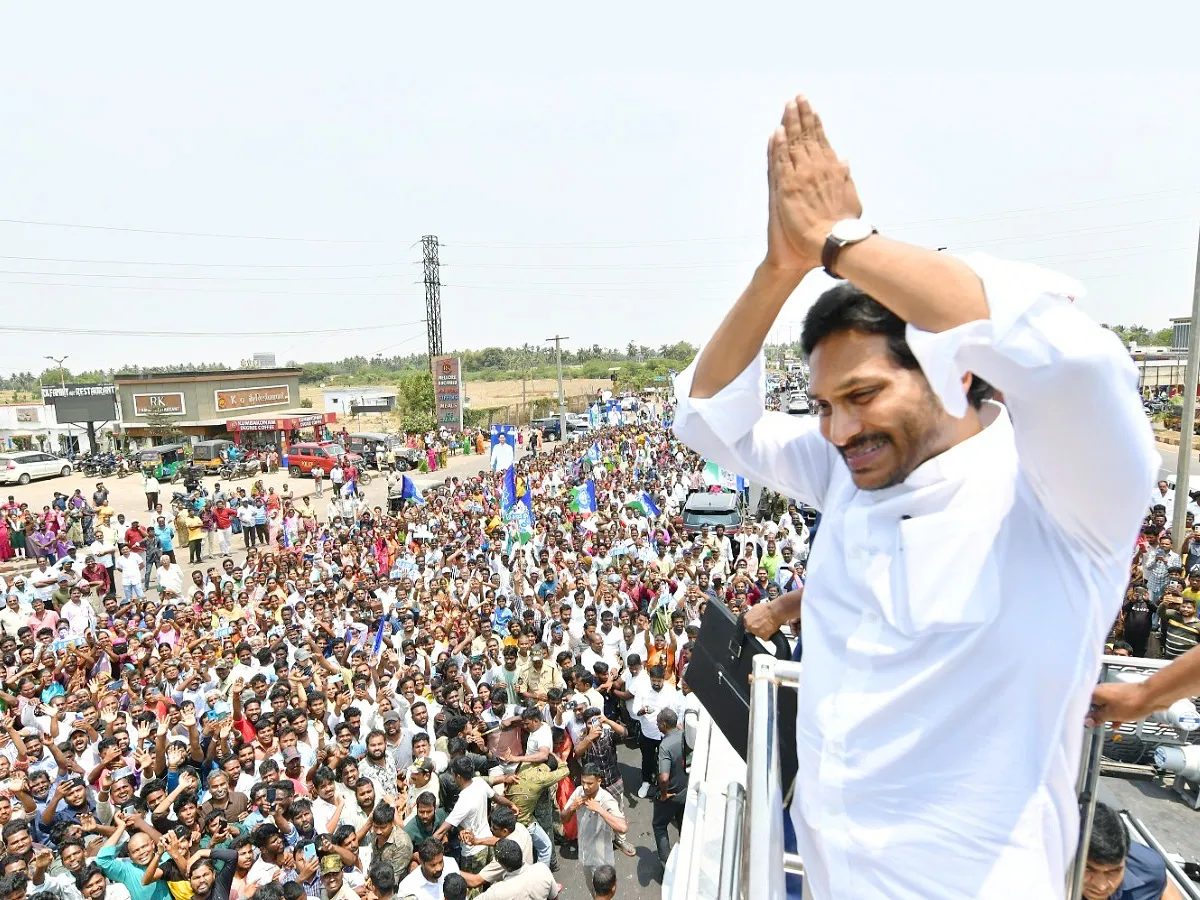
[
  {"x1": 431, "y1": 355, "x2": 464, "y2": 432},
  {"x1": 214, "y1": 384, "x2": 290, "y2": 411},
  {"x1": 133, "y1": 392, "x2": 186, "y2": 417}
]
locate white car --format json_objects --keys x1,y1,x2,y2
[{"x1": 0, "y1": 451, "x2": 73, "y2": 485}]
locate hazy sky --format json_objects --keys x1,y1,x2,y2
[{"x1": 2, "y1": 3, "x2": 1200, "y2": 374}]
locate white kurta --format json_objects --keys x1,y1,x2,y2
[{"x1": 673, "y1": 254, "x2": 1157, "y2": 899}]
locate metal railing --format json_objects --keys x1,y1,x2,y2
[{"x1": 712, "y1": 653, "x2": 1197, "y2": 900}]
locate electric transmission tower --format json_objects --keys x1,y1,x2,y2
[{"x1": 422, "y1": 235, "x2": 443, "y2": 359}]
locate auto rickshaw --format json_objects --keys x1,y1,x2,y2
[
  {"x1": 192, "y1": 439, "x2": 235, "y2": 471},
  {"x1": 138, "y1": 443, "x2": 187, "y2": 480}
]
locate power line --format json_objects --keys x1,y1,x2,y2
[
  {"x1": 0, "y1": 217, "x2": 410, "y2": 244},
  {"x1": 0, "y1": 254, "x2": 420, "y2": 270},
  {"x1": 0, "y1": 278, "x2": 419, "y2": 297},
  {"x1": 0, "y1": 268, "x2": 420, "y2": 282},
  {"x1": 0, "y1": 318, "x2": 428, "y2": 338}
]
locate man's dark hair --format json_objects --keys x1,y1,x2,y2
[
  {"x1": 252, "y1": 884, "x2": 285, "y2": 900},
  {"x1": 1088, "y1": 803, "x2": 1129, "y2": 866},
  {"x1": 367, "y1": 861, "x2": 397, "y2": 895},
  {"x1": 592, "y1": 864, "x2": 618, "y2": 897},
  {"x1": 280, "y1": 884, "x2": 304, "y2": 900},
  {"x1": 371, "y1": 802, "x2": 396, "y2": 827},
  {"x1": 416, "y1": 838, "x2": 443, "y2": 862},
  {"x1": 450, "y1": 756, "x2": 475, "y2": 782},
  {"x1": 442, "y1": 873, "x2": 468, "y2": 900},
  {"x1": 801, "y1": 282, "x2": 993, "y2": 409},
  {"x1": 492, "y1": 838, "x2": 524, "y2": 873},
  {"x1": 489, "y1": 805, "x2": 516, "y2": 834}
]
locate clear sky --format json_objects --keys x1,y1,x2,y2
[{"x1": 2, "y1": 2, "x2": 1199, "y2": 373}]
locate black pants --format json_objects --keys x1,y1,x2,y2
[
  {"x1": 145, "y1": 492, "x2": 158, "y2": 511},
  {"x1": 105, "y1": 566, "x2": 117, "y2": 599},
  {"x1": 242, "y1": 525, "x2": 255, "y2": 549},
  {"x1": 639, "y1": 734, "x2": 661, "y2": 786},
  {"x1": 652, "y1": 796, "x2": 685, "y2": 863},
  {"x1": 255, "y1": 523, "x2": 268, "y2": 544},
  {"x1": 188, "y1": 538, "x2": 202, "y2": 564}
]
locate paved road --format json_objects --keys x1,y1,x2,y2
[{"x1": 555, "y1": 742, "x2": 668, "y2": 900}]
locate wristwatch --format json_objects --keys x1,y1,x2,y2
[{"x1": 821, "y1": 219, "x2": 878, "y2": 278}]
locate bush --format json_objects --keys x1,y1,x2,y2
[{"x1": 299, "y1": 398, "x2": 313, "y2": 408}]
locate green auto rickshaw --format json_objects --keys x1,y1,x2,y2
[{"x1": 139, "y1": 443, "x2": 188, "y2": 481}]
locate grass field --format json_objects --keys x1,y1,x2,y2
[{"x1": 299, "y1": 377, "x2": 606, "y2": 409}]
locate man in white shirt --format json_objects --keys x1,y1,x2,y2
[
  {"x1": 115, "y1": 546, "x2": 145, "y2": 602},
  {"x1": 434, "y1": 758, "x2": 498, "y2": 870},
  {"x1": 157, "y1": 559, "x2": 185, "y2": 600},
  {"x1": 673, "y1": 95, "x2": 1156, "y2": 899},
  {"x1": 396, "y1": 838, "x2": 460, "y2": 900}
]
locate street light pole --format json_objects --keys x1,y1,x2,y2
[
  {"x1": 43, "y1": 355, "x2": 69, "y2": 454},
  {"x1": 545, "y1": 336, "x2": 569, "y2": 442},
  {"x1": 1173, "y1": 226, "x2": 1200, "y2": 542}
]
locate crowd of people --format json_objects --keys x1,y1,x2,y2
[
  {"x1": 0, "y1": 407, "x2": 815, "y2": 900},
  {"x1": 1108, "y1": 478, "x2": 1200, "y2": 662}
]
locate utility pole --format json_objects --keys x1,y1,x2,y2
[
  {"x1": 422, "y1": 235, "x2": 443, "y2": 360},
  {"x1": 520, "y1": 346, "x2": 529, "y2": 427},
  {"x1": 1172, "y1": 225, "x2": 1200, "y2": 542},
  {"x1": 546, "y1": 335, "x2": 569, "y2": 442},
  {"x1": 44, "y1": 355, "x2": 70, "y2": 455}
]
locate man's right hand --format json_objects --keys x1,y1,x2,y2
[
  {"x1": 743, "y1": 602, "x2": 785, "y2": 641},
  {"x1": 1086, "y1": 681, "x2": 1155, "y2": 728}
]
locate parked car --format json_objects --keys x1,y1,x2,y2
[
  {"x1": 531, "y1": 417, "x2": 562, "y2": 441},
  {"x1": 286, "y1": 441, "x2": 363, "y2": 477},
  {"x1": 679, "y1": 492, "x2": 743, "y2": 534},
  {"x1": 0, "y1": 451, "x2": 73, "y2": 485}
]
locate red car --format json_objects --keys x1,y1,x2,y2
[{"x1": 286, "y1": 441, "x2": 362, "y2": 477}]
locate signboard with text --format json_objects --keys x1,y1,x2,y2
[
  {"x1": 214, "y1": 384, "x2": 290, "y2": 412},
  {"x1": 133, "y1": 392, "x2": 186, "y2": 417},
  {"x1": 431, "y1": 355, "x2": 464, "y2": 432},
  {"x1": 40, "y1": 383, "x2": 117, "y2": 423}
]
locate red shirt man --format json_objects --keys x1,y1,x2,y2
[{"x1": 213, "y1": 505, "x2": 234, "y2": 530}]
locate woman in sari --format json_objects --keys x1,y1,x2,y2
[{"x1": 0, "y1": 514, "x2": 13, "y2": 562}]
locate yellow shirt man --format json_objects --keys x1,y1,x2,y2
[{"x1": 185, "y1": 514, "x2": 203, "y2": 543}]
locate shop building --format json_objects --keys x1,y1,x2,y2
[
  {"x1": 0, "y1": 401, "x2": 115, "y2": 455},
  {"x1": 114, "y1": 367, "x2": 336, "y2": 451},
  {"x1": 322, "y1": 386, "x2": 397, "y2": 416}
]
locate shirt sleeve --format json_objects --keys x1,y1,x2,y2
[
  {"x1": 905, "y1": 253, "x2": 1159, "y2": 563},
  {"x1": 672, "y1": 352, "x2": 838, "y2": 511}
]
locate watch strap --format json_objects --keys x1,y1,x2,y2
[{"x1": 822, "y1": 227, "x2": 878, "y2": 278}]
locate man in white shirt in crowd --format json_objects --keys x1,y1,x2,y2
[
  {"x1": 60, "y1": 585, "x2": 93, "y2": 637},
  {"x1": 157, "y1": 557, "x2": 185, "y2": 601},
  {"x1": 632, "y1": 665, "x2": 680, "y2": 799},
  {"x1": 673, "y1": 94, "x2": 1156, "y2": 899},
  {"x1": 115, "y1": 545, "x2": 145, "y2": 602}
]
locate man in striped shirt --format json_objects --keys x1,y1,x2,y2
[{"x1": 1162, "y1": 597, "x2": 1200, "y2": 659}]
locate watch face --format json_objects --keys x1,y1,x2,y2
[{"x1": 831, "y1": 219, "x2": 875, "y2": 243}]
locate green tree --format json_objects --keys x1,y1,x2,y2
[
  {"x1": 397, "y1": 371, "x2": 436, "y2": 433},
  {"x1": 144, "y1": 408, "x2": 183, "y2": 441}
]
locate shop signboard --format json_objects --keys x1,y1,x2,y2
[
  {"x1": 227, "y1": 418, "x2": 279, "y2": 432},
  {"x1": 40, "y1": 383, "x2": 117, "y2": 423},
  {"x1": 431, "y1": 356, "x2": 464, "y2": 432},
  {"x1": 214, "y1": 384, "x2": 290, "y2": 412},
  {"x1": 133, "y1": 392, "x2": 186, "y2": 417}
]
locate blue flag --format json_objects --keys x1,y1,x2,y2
[
  {"x1": 372, "y1": 617, "x2": 386, "y2": 656},
  {"x1": 626, "y1": 490, "x2": 661, "y2": 518},
  {"x1": 400, "y1": 475, "x2": 425, "y2": 505},
  {"x1": 586, "y1": 442, "x2": 601, "y2": 465},
  {"x1": 569, "y1": 480, "x2": 597, "y2": 514}
]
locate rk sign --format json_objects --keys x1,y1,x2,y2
[{"x1": 133, "y1": 392, "x2": 186, "y2": 417}]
